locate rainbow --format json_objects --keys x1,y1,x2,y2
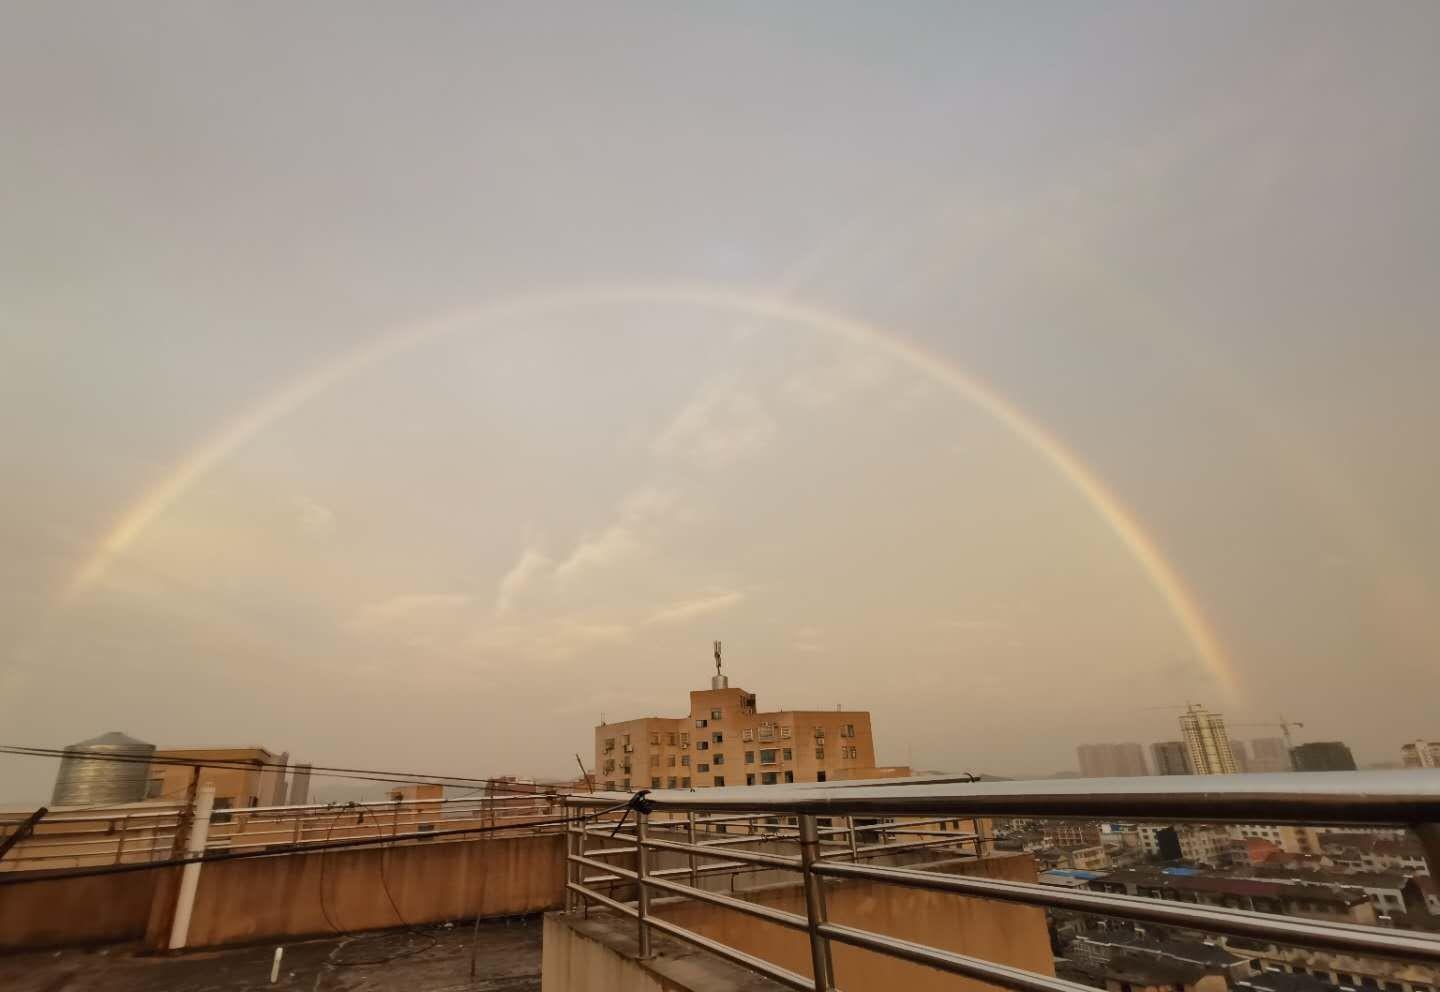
[{"x1": 63, "y1": 283, "x2": 1237, "y2": 691}]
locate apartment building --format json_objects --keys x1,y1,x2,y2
[
  {"x1": 1180, "y1": 704, "x2": 1239, "y2": 775},
  {"x1": 1152, "y1": 740, "x2": 1192, "y2": 776},
  {"x1": 594, "y1": 660, "x2": 877, "y2": 791},
  {"x1": 1401, "y1": 740, "x2": 1440, "y2": 769},
  {"x1": 1078, "y1": 743, "x2": 1149, "y2": 778}
]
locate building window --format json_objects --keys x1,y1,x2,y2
[
  {"x1": 713, "y1": 776, "x2": 725, "y2": 787},
  {"x1": 816, "y1": 747, "x2": 825, "y2": 760},
  {"x1": 668, "y1": 755, "x2": 677, "y2": 767},
  {"x1": 782, "y1": 748, "x2": 792, "y2": 761},
  {"x1": 697, "y1": 740, "x2": 709, "y2": 751},
  {"x1": 695, "y1": 719, "x2": 708, "y2": 729},
  {"x1": 681, "y1": 777, "x2": 691, "y2": 788},
  {"x1": 841, "y1": 723, "x2": 855, "y2": 738},
  {"x1": 784, "y1": 771, "x2": 794, "y2": 783},
  {"x1": 762, "y1": 772, "x2": 779, "y2": 785},
  {"x1": 758, "y1": 722, "x2": 775, "y2": 741},
  {"x1": 711, "y1": 708, "x2": 722, "y2": 720},
  {"x1": 760, "y1": 748, "x2": 778, "y2": 764},
  {"x1": 745, "y1": 751, "x2": 755, "y2": 763},
  {"x1": 746, "y1": 773, "x2": 756, "y2": 785},
  {"x1": 814, "y1": 726, "x2": 825, "y2": 739},
  {"x1": 698, "y1": 763, "x2": 709, "y2": 773},
  {"x1": 680, "y1": 732, "x2": 689, "y2": 746},
  {"x1": 650, "y1": 732, "x2": 660, "y2": 745},
  {"x1": 681, "y1": 755, "x2": 690, "y2": 767},
  {"x1": 816, "y1": 771, "x2": 826, "y2": 782},
  {"x1": 781, "y1": 726, "x2": 792, "y2": 740},
  {"x1": 624, "y1": 734, "x2": 631, "y2": 746},
  {"x1": 713, "y1": 753, "x2": 725, "y2": 765},
  {"x1": 604, "y1": 738, "x2": 615, "y2": 752},
  {"x1": 743, "y1": 728, "x2": 754, "y2": 742},
  {"x1": 212, "y1": 797, "x2": 235, "y2": 823},
  {"x1": 651, "y1": 777, "x2": 660, "y2": 789},
  {"x1": 712, "y1": 732, "x2": 723, "y2": 744},
  {"x1": 667, "y1": 733, "x2": 677, "y2": 746},
  {"x1": 667, "y1": 777, "x2": 677, "y2": 789}
]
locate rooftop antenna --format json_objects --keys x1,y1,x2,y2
[{"x1": 712, "y1": 640, "x2": 728, "y2": 690}]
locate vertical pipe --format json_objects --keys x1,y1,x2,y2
[
  {"x1": 687, "y1": 811, "x2": 698, "y2": 890},
  {"x1": 799, "y1": 814, "x2": 835, "y2": 990},
  {"x1": 847, "y1": 816, "x2": 859, "y2": 861},
  {"x1": 636, "y1": 811, "x2": 652, "y2": 959},
  {"x1": 167, "y1": 783, "x2": 216, "y2": 950},
  {"x1": 114, "y1": 814, "x2": 131, "y2": 865},
  {"x1": 1416, "y1": 823, "x2": 1440, "y2": 882}
]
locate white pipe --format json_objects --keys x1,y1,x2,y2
[
  {"x1": 167, "y1": 783, "x2": 215, "y2": 950},
  {"x1": 270, "y1": 946, "x2": 284, "y2": 982}
]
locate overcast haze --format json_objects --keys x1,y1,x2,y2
[{"x1": 3, "y1": 2, "x2": 1439, "y2": 801}]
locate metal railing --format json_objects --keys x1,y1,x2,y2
[
  {"x1": 563, "y1": 771, "x2": 1440, "y2": 992},
  {"x1": 0, "y1": 792, "x2": 563, "y2": 870}
]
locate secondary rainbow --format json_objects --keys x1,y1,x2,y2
[{"x1": 63, "y1": 283, "x2": 1238, "y2": 691}]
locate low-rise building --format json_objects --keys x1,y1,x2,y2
[
  {"x1": 148, "y1": 746, "x2": 290, "y2": 815},
  {"x1": 1089, "y1": 868, "x2": 1377, "y2": 925}
]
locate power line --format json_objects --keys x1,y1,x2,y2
[
  {"x1": 0, "y1": 745, "x2": 580, "y2": 797},
  {"x1": 0, "y1": 797, "x2": 633, "y2": 889}
]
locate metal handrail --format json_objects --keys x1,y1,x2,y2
[
  {"x1": 564, "y1": 771, "x2": 1440, "y2": 824},
  {"x1": 562, "y1": 773, "x2": 1440, "y2": 992}
]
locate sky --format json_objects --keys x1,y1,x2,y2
[{"x1": 3, "y1": 2, "x2": 1439, "y2": 802}]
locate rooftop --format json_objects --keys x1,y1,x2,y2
[
  {"x1": 1095, "y1": 867, "x2": 1372, "y2": 905},
  {"x1": 0, "y1": 918, "x2": 540, "y2": 992}
]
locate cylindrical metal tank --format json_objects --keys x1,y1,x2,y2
[{"x1": 50, "y1": 731, "x2": 155, "y2": 806}]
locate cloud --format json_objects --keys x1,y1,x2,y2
[
  {"x1": 644, "y1": 590, "x2": 744, "y2": 626},
  {"x1": 780, "y1": 349, "x2": 891, "y2": 409},
  {"x1": 295, "y1": 497, "x2": 336, "y2": 539},
  {"x1": 470, "y1": 616, "x2": 632, "y2": 661},
  {"x1": 495, "y1": 548, "x2": 553, "y2": 614},
  {"x1": 347, "y1": 592, "x2": 472, "y2": 630},
  {"x1": 935, "y1": 617, "x2": 1009, "y2": 632},
  {"x1": 791, "y1": 626, "x2": 825, "y2": 654},
  {"x1": 554, "y1": 524, "x2": 640, "y2": 581},
  {"x1": 652, "y1": 380, "x2": 776, "y2": 470}
]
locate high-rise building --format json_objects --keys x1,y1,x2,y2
[
  {"x1": 1150, "y1": 741, "x2": 1191, "y2": 776},
  {"x1": 594, "y1": 649, "x2": 880, "y2": 791},
  {"x1": 1179, "y1": 704, "x2": 1239, "y2": 775},
  {"x1": 1230, "y1": 740, "x2": 1251, "y2": 773},
  {"x1": 1077, "y1": 743, "x2": 1149, "y2": 778},
  {"x1": 1401, "y1": 740, "x2": 1440, "y2": 768},
  {"x1": 1290, "y1": 741, "x2": 1357, "y2": 772},
  {"x1": 1248, "y1": 737, "x2": 1291, "y2": 773}
]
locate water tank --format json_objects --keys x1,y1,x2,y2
[{"x1": 50, "y1": 731, "x2": 155, "y2": 806}]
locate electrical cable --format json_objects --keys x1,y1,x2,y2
[{"x1": 0, "y1": 797, "x2": 635, "y2": 888}]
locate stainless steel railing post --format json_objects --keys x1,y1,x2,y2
[
  {"x1": 637, "y1": 810, "x2": 653, "y2": 958},
  {"x1": 688, "y1": 811, "x2": 698, "y2": 889},
  {"x1": 799, "y1": 814, "x2": 836, "y2": 990},
  {"x1": 1417, "y1": 822, "x2": 1440, "y2": 882},
  {"x1": 563, "y1": 801, "x2": 575, "y2": 914},
  {"x1": 847, "y1": 816, "x2": 859, "y2": 861}
]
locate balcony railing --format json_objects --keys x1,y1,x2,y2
[{"x1": 562, "y1": 771, "x2": 1440, "y2": 992}]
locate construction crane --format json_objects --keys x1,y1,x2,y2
[{"x1": 1231, "y1": 716, "x2": 1305, "y2": 752}]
